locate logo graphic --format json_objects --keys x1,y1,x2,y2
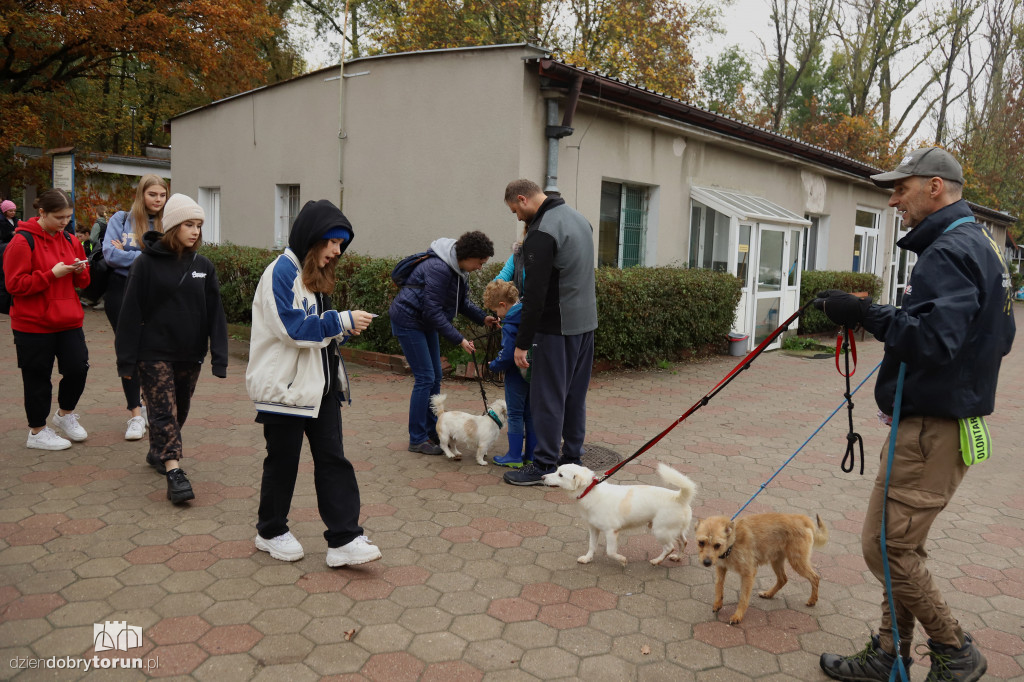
[
  {"x1": 93, "y1": 621, "x2": 143, "y2": 652},
  {"x1": 899, "y1": 154, "x2": 914, "y2": 167},
  {"x1": 191, "y1": 271, "x2": 207, "y2": 278}
]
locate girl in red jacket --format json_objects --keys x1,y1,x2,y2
[{"x1": 3, "y1": 189, "x2": 91, "y2": 450}]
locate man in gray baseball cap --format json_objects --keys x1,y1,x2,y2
[
  {"x1": 869, "y1": 146, "x2": 965, "y2": 188},
  {"x1": 816, "y1": 148, "x2": 1014, "y2": 682}
]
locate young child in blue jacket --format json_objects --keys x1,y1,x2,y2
[{"x1": 483, "y1": 280, "x2": 535, "y2": 468}]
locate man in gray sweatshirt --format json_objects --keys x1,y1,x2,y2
[{"x1": 502, "y1": 179, "x2": 598, "y2": 485}]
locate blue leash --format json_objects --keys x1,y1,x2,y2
[
  {"x1": 731, "y1": 360, "x2": 881, "y2": 521},
  {"x1": 882, "y1": 363, "x2": 910, "y2": 682}
]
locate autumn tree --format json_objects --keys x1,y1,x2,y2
[{"x1": 762, "y1": 0, "x2": 834, "y2": 131}]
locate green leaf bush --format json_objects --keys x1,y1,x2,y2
[
  {"x1": 200, "y1": 244, "x2": 744, "y2": 367},
  {"x1": 799, "y1": 271, "x2": 883, "y2": 334}
]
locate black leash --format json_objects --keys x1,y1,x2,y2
[
  {"x1": 468, "y1": 327, "x2": 503, "y2": 414},
  {"x1": 835, "y1": 327, "x2": 865, "y2": 475}
]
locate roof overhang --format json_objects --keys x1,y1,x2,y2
[{"x1": 692, "y1": 186, "x2": 811, "y2": 226}]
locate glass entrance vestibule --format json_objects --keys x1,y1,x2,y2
[{"x1": 689, "y1": 187, "x2": 811, "y2": 353}]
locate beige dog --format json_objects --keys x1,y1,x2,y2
[
  {"x1": 542, "y1": 462, "x2": 697, "y2": 566},
  {"x1": 430, "y1": 394, "x2": 507, "y2": 465},
  {"x1": 695, "y1": 513, "x2": 828, "y2": 624}
]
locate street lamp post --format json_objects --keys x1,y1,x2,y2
[{"x1": 129, "y1": 106, "x2": 137, "y2": 155}]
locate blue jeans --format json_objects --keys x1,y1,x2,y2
[
  {"x1": 504, "y1": 369, "x2": 532, "y2": 436},
  {"x1": 391, "y1": 322, "x2": 442, "y2": 444}
]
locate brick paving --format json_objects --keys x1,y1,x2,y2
[{"x1": 1, "y1": 306, "x2": 1022, "y2": 680}]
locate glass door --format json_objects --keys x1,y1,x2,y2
[{"x1": 754, "y1": 226, "x2": 786, "y2": 348}]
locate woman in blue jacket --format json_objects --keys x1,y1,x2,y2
[
  {"x1": 389, "y1": 231, "x2": 497, "y2": 455},
  {"x1": 102, "y1": 174, "x2": 167, "y2": 441}
]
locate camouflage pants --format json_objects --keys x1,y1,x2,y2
[{"x1": 138, "y1": 361, "x2": 201, "y2": 464}]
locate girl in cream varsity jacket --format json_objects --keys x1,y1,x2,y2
[{"x1": 246, "y1": 200, "x2": 381, "y2": 568}]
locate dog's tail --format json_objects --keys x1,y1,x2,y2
[
  {"x1": 429, "y1": 393, "x2": 447, "y2": 417},
  {"x1": 812, "y1": 514, "x2": 829, "y2": 548},
  {"x1": 656, "y1": 463, "x2": 697, "y2": 506}
]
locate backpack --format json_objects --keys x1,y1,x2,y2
[
  {"x1": 391, "y1": 251, "x2": 434, "y2": 288},
  {"x1": 0, "y1": 229, "x2": 75, "y2": 315},
  {"x1": 78, "y1": 245, "x2": 110, "y2": 302}
]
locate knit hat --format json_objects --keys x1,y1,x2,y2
[
  {"x1": 161, "y1": 193, "x2": 205, "y2": 229},
  {"x1": 0, "y1": 200, "x2": 15, "y2": 213}
]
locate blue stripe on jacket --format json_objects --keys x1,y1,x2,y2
[{"x1": 271, "y1": 256, "x2": 342, "y2": 342}]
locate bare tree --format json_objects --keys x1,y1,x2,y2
[{"x1": 763, "y1": 0, "x2": 834, "y2": 131}]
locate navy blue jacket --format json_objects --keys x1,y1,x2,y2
[
  {"x1": 864, "y1": 199, "x2": 1015, "y2": 418},
  {"x1": 389, "y1": 249, "x2": 487, "y2": 345},
  {"x1": 488, "y1": 302, "x2": 522, "y2": 373}
]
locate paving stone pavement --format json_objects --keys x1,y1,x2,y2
[{"x1": 1, "y1": 307, "x2": 1022, "y2": 681}]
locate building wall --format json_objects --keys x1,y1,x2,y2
[{"x1": 170, "y1": 69, "x2": 341, "y2": 246}]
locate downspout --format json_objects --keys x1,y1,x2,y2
[
  {"x1": 542, "y1": 73, "x2": 583, "y2": 195},
  {"x1": 338, "y1": 0, "x2": 350, "y2": 209}
]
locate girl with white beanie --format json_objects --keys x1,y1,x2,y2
[{"x1": 115, "y1": 193, "x2": 228, "y2": 504}]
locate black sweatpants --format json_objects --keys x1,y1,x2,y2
[
  {"x1": 256, "y1": 397, "x2": 364, "y2": 548},
  {"x1": 14, "y1": 328, "x2": 89, "y2": 429},
  {"x1": 104, "y1": 272, "x2": 142, "y2": 410},
  {"x1": 528, "y1": 330, "x2": 595, "y2": 472},
  {"x1": 138, "y1": 361, "x2": 201, "y2": 464}
]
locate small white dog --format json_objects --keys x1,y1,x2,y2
[
  {"x1": 430, "y1": 394, "x2": 507, "y2": 465},
  {"x1": 542, "y1": 462, "x2": 697, "y2": 566}
]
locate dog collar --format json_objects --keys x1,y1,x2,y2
[
  {"x1": 486, "y1": 409, "x2": 503, "y2": 429},
  {"x1": 719, "y1": 545, "x2": 733, "y2": 560}
]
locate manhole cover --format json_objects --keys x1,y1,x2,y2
[{"x1": 581, "y1": 444, "x2": 622, "y2": 469}]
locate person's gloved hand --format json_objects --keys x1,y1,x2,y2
[{"x1": 813, "y1": 290, "x2": 872, "y2": 328}]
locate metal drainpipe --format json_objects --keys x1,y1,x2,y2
[{"x1": 544, "y1": 99, "x2": 560, "y2": 194}]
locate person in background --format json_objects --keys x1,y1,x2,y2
[
  {"x1": 501, "y1": 179, "x2": 598, "y2": 486},
  {"x1": 388, "y1": 231, "x2": 498, "y2": 455},
  {"x1": 76, "y1": 225, "x2": 94, "y2": 257},
  {"x1": 3, "y1": 189, "x2": 91, "y2": 450},
  {"x1": 247, "y1": 199, "x2": 380, "y2": 568},
  {"x1": 90, "y1": 207, "x2": 107, "y2": 251},
  {"x1": 115, "y1": 194, "x2": 228, "y2": 504},
  {"x1": 493, "y1": 224, "x2": 526, "y2": 296},
  {"x1": 102, "y1": 174, "x2": 168, "y2": 441},
  {"x1": 483, "y1": 279, "x2": 536, "y2": 468},
  {"x1": 1, "y1": 199, "x2": 19, "y2": 245}
]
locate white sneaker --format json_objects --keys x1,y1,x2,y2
[
  {"x1": 326, "y1": 536, "x2": 382, "y2": 567},
  {"x1": 125, "y1": 416, "x2": 147, "y2": 440},
  {"x1": 255, "y1": 532, "x2": 304, "y2": 561},
  {"x1": 26, "y1": 427, "x2": 72, "y2": 451},
  {"x1": 52, "y1": 410, "x2": 87, "y2": 442}
]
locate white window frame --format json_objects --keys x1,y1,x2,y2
[
  {"x1": 198, "y1": 187, "x2": 221, "y2": 244},
  {"x1": 853, "y1": 207, "x2": 881, "y2": 276},
  {"x1": 275, "y1": 184, "x2": 300, "y2": 249},
  {"x1": 802, "y1": 214, "x2": 829, "y2": 271}
]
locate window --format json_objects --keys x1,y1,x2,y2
[
  {"x1": 598, "y1": 181, "x2": 650, "y2": 268},
  {"x1": 853, "y1": 208, "x2": 880, "y2": 274},
  {"x1": 688, "y1": 200, "x2": 730, "y2": 272},
  {"x1": 736, "y1": 224, "x2": 751, "y2": 285},
  {"x1": 275, "y1": 184, "x2": 301, "y2": 249},
  {"x1": 802, "y1": 215, "x2": 828, "y2": 271},
  {"x1": 198, "y1": 187, "x2": 221, "y2": 244},
  {"x1": 887, "y1": 215, "x2": 917, "y2": 306}
]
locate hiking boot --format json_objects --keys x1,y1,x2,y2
[
  {"x1": 409, "y1": 441, "x2": 443, "y2": 455},
  {"x1": 326, "y1": 536, "x2": 382, "y2": 567},
  {"x1": 503, "y1": 461, "x2": 551, "y2": 486},
  {"x1": 820, "y1": 633, "x2": 913, "y2": 681},
  {"x1": 125, "y1": 415, "x2": 147, "y2": 441},
  {"x1": 923, "y1": 633, "x2": 987, "y2": 682},
  {"x1": 52, "y1": 410, "x2": 87, "y2": 442},
  {"x1": 26, "y1": 427, "x2": 72, "y2": 451},
  {"x1": 166, "y1": 468, "x2": 195, "y2": 504},
  {"x1": 255, "y1": 531, "x2": 305, "y2": 562}
]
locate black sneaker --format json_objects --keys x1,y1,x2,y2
[
  {"x1": 821, "y1": 634, "x2": 912, "y2": 681},
  {"x1": 923, "y1": 633, "x2": 987, "y2": 682},
  {"x1": 166, "y1": 468, "x2": 195, "y2": 504},
  {"x1": 146, "y1": 450, "x2": 166, "y2": 475},
  {"x1": 409, "y1": 441, "x2": 443, "y2": 455},
  {"x1": 503, "y1": 462, "x2": 551, "y2": 486}
]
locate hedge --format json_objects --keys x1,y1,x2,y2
[
  {"x1": 798, "y1": 270, "x2": 883, "y2": 334},
  {"x1": 199, "y1": 243, "x2": 744, "y2": 367}
]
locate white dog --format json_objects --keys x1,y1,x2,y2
[
  {"x1": 430, "y1": 394, "x2": 507, "y2": 465},
  {"x1": 542, "y1": 462, "x2": 697, "y2": 566}
]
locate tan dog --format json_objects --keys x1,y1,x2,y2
[
  {"x1": 542, "y1": 462, "x2": 697, "y2": 566},
  {"x1": 430, "y1": 394, "x2": 507, "y2": 465},
  {"x1": 695, "y1": 513, "x2": 828, "y2": 624}
]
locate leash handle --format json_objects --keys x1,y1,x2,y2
[{"x1": 834, "y1": 328, "x2": 858, "y2": 377}]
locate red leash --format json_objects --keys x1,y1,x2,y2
[{"x1": 577, "y1": 300, "x2": 813, "y2": 499}]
